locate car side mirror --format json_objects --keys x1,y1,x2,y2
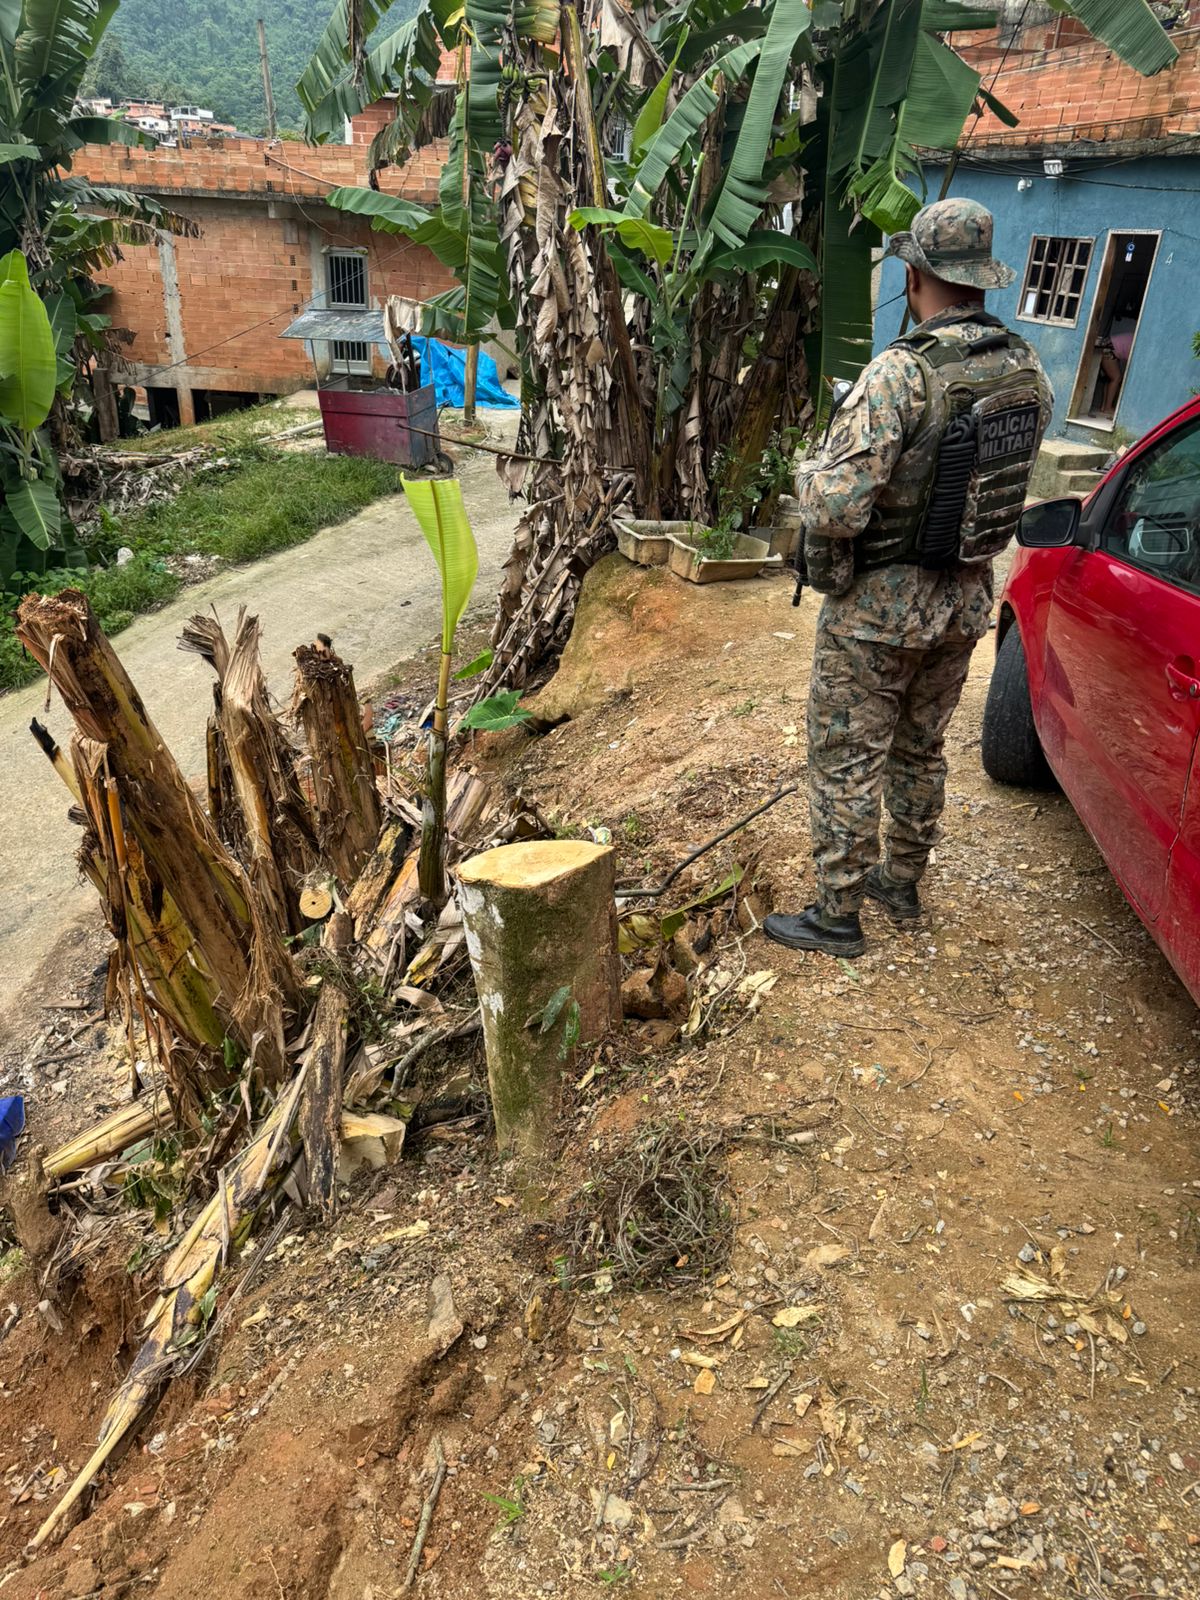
[{"x1": 1018, "y1": 498, "x2": 1081, "y2": 549}]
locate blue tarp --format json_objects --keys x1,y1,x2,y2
[
  {"x1": 412, "y1": 338, "x2": 519, "y2": 411},
  {"x1": 0, "y1": 1095, "x2": 24, "y2": 1170}
]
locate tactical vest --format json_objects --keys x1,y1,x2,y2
[
  {"x1": 861, "y1": 316, "x2": 1046, "y2": 570},
  {"x1": 802, "y1": 313, "x2": 1046, "y2": 595}
]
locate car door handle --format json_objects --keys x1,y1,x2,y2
[{"x1": 1165, "y1": 659, "x2": 1200, "y2": 700}]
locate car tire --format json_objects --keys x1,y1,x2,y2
[{"x1": 981, "y1": 625, "x2": 1056, "y2": 789}]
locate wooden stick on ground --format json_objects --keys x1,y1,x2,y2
[
  {"x1": 615, "y1": 784, "x2": 799, "y2": 900},
  {"x1": 403, "y1": 1435, "x2": 446, "y2": 1591}
]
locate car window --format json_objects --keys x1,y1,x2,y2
[{"x1": 1101, "y1": 416, "x2": 1200, "y2": 595}]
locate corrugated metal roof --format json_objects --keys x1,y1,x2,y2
[{"x1": 279, "y1": 309, "x2": 387, "y2": 341}]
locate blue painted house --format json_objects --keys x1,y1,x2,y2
[{"x1": 873, "y1": 3, "x2": 1200, "y2": 446}]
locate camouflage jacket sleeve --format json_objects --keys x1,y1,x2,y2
[{"x1": 794, "y1": 349, "x2": 926, "y2": 541}]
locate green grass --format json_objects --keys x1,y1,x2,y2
[
  {"x1": 0, "y1": 445, "x2": 400, "y2": 693},
  {"x1": 117, "y1": 400, "x2": 321, "y2": 455}
]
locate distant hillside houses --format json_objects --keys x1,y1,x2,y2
[{"x1": 76, "y1": 97, "x2": 239, "y2": 141}]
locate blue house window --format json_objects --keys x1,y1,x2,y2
[{"x1": 1018, "y1": 236, "x2": 1093, "y2": 328}]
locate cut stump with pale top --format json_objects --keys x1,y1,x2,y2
[{"x1": 458, "y1": 840, "x2": 619, "y2": 1165}]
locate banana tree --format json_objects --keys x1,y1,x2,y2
[
  {"x1": 0, "y1": 249, "x2": 87, "y2": 586},
  {"x1": 303, "y1": 0, "x2": 1178, "y2": 688},
  {"x1": 401, "y1": 475, "x2": 480, "y2": 903},
  {"x1": 0, "y1": 0, "x2": 196, "y2": 584}
]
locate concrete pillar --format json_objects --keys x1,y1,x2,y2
[{"x1": 157, "y1": 235, "x2": 195, "y2": 427}]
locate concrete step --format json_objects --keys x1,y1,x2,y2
[
  {"x1": 1057, "y1": 468, "x2": 1105, "y2": 497},
  {"x1": 1029, "y1": 441, "x2": 1110, "y2": 502},
  {"x1": 1037, "y1": 436, "x2": 1111, "y2": 472}
]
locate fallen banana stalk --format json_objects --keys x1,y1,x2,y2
[
  {"x1": 44, "y1": 1099, "x2": 173, "y2": 1181},
  {"x1": 31, "y1": 1070, "x2": 307, "y2": 1551}
]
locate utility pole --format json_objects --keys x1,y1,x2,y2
[{"x1": 257, "y1": 18, "x2": 277, "y2": 140}]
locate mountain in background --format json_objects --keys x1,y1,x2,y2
[{"x1": 85, "y1": 0, "x2": 417, "y2": 135}]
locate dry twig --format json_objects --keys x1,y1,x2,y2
[{"x1": 403, "y1": 1435, "x2": 447, "y2": 1590}]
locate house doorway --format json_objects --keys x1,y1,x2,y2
[{"x1": 1068, "y1": 230, "x2": 1159, "y2": 430}]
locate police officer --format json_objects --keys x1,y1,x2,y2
[{"x1": 764, "y1": 197, "x2": 1054, "y2": 958}]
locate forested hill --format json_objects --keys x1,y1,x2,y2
[{"x1": 86, "y1": 0, "x2": 417, "y2": 135}]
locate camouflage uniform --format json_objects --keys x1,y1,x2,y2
[{"x1": 796, "y1": 201, "x2": 1053, "y2": 919}]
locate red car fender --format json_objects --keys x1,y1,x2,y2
[{"x1": 995, "y1": 545, "x2": 1072, "y2": 714}]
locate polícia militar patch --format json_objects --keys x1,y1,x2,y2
[{"x1": 977, "y1": 402, "x2": 1039, "y2": 464}]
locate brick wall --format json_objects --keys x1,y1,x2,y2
[
  {"x1": 73, "y1": 116, "x2": 454, "y2": 422},
  {"x1": 954, "y1": 11, "x2": 1200, "y2": 147},
  {"x1": 74, "y1": 131, "x2": 446, "y2": 203}
]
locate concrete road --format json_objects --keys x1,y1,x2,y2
[{"x1": 0, "y1": 430, "x2": 520, "y2": 1029}]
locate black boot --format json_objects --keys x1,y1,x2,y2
[
  {"x1": 763, "y1": 904, "x2": 865, "y2": 957},
  {"x1": 864, "y1": 866, "x2": 921, "y2": 921}
]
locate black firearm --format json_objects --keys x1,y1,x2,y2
[{"x1": 793, "y1": 377, "x2": 855, "y2": 607}]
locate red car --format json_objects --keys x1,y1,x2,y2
[{"x1": 982, "y1": 396, "x2": 1200, "y2": 1007}]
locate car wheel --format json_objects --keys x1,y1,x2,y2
[{"x1": 981, "y1": 625, "x2": 1056, "y2": 789}]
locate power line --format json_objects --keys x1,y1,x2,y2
[
  {"x1": 116, "y1": 141, "x2": 442, "y2": 381},
  {"x1": 134, "y1": 233, "x2": 423, "y2": 380},
  {"x1": 956, "y1": 154, "x2": 1200, "y2": 195}
]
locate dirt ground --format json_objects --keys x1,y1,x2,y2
[{"x1": 1, "y1": 554, "x2": 1198, "y2": 1600}]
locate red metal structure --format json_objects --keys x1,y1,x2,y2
[
  {"x1": 984, "y1": 398, "x2": 1200, "y2": 1006},
  {"x1": 316, "y1": 380, "x2": 438, "y2": 468}
]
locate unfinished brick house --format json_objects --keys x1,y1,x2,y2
[
  {"x1": 876, "y1": 0, "x2": 1200, "y2": 442},
  {"x1": 74, "y1": 104, "x2": 454, "y2": 428}
]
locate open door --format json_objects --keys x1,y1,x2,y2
[{"x1": 1067, "y1": 230, "x2": 1159, "y2": 431}]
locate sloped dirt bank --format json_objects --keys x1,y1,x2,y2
[{"x1": 2, "y1": 555, "x2": 1198, "y2": 1600}]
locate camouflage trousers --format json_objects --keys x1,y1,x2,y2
[{"x1": 807, "y1": 623, "x2": 978, "y2": 917}]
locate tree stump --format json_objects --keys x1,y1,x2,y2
[{"x1": 457, "y1": 841, "x2": 619, "y2": 1166}]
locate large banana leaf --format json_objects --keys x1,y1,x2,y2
[
  {"x1": 62, "y1": 115, "x2": 151, "y2": 152},
  {"x1": 464, "y1": 0, "x2": 509, "y2": 154},
  {"x1": 15, "y1": 0, "x2": 115, "y2": 137},
  {"x1": 0, "y1": 248, "x2": 56, "y2": 430},
  {"x1": 301, "y1": 7, "x2": 446, "y2": 147},
  {"x1": 706, "y1": 229, "x2": 818, "y2": 277},
  {"x1": 650, "y1": 0, "x2": 768, "y2": 69},
  {"x1": 631, "y1": 30, "x2": 688, "y2": 156},
  {"x1": 51, "y1": 180, "x2": 198, "y2": 237},
  {"x1": 1049, "y1": 0, "x2": 1176, "y2": 74},
  {"x1": 15, "y1": 0, "x2": 97, "y2": 93},
  {"x1": 708, "y1": 0, "x2": 812, "y2": 248},
  {"x1": 297, "y1": 0, "x2": 393, "y2": 126},
  {"x1": 6, "y1": 473, "x2": 59, "y2": 547},
  {"x1": 327, "y1": 183, "x2": 511, "y2": 338},
  {"x1": 327, "y1": 185, "x2": 457, "y2": 258},
  {"x1": 626, "y1": 40, "x2": 761, "y2": 217},
  {"x1": 0, "y1": 0, "x2": 20, "y2": 51},
  {"x1": 569, "y1": 207, "x2": 675, "y2": 265},
  {"x1": 813, "y1": 45, "x2": 876, "y2": 398},
  {"x1": 833, "y1": 0, "x2": 996, "y2": 235},
  {"x1": 402, "y1": 476, "x2": 479, "y2": 652}
]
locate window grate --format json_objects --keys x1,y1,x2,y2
[
  {"x1": 332, "y1": 339, "x2": 370, "y2": 368},
  {"x1": 1018, "y1": 236, "x2": 1092, "y2": 327},
  {"x1": 326, "y1": 251, "x2": 367, "y2": 309}
]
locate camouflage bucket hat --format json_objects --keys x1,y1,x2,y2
[{"x1": 885, "y1": 197, "x2": 1015, "y2": 290}]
